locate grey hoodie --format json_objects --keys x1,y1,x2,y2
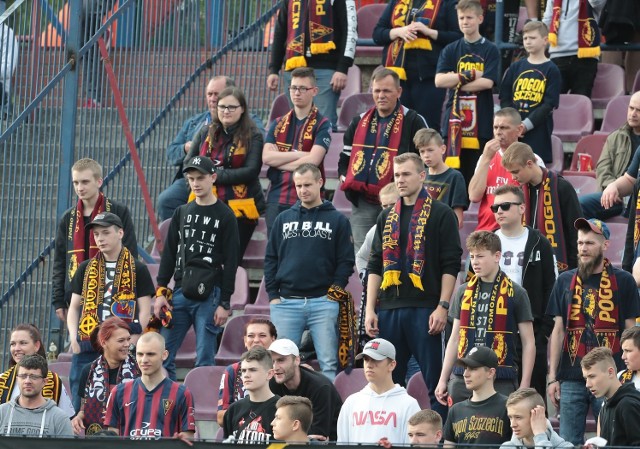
[
  {"x1": 500, "y1": 420, "x2": 573, "y2": 448},
  {"x1": 0, "y1": 397, "x2": 73, "y2": 437}
]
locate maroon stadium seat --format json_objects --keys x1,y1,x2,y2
[
  {"x1": 183, "y1": 366, "x2": 227, "y2": 421},
  {"x1": 268, "y1": 93, "x2": 290, "y2": 125},
  {"x1": 591, "y1": 63, "x2": 625, "y2": 112},
  {"x1": 244, "y1": 277, "x2": 270, "y2": 315},
  {"x1": 563, "y1": 175, "x2": 598, "y2": 196},
  {"x1": 355, "y1": 4, "x2": 386, "y2": 58},
  {"x1": 563, "y1": 134, "x2": 608, "y2": 178},
  {"x1": 337, "y1": 93, "x2": 375, "y2": 132},
  {"x1": 406, "y1": 372, "x2": 431, "y2": 409},
  {"x1": 215, "y1": 314, "x2": 271, "y2": 365},
  {"x1": 552, "y1": 94, "x2": 594, "y2": 145},
  {"x1": 599, "y1": 95, "x2": 631, "y2": 134},
  {"x1": 548, "y1": 135, "x2": 564, "y2": 174},
  {"x1": 332, "y1": 186, "x2": 352, "y2": 216},
  {"x1": 333, "y1": 368, "x2": 367, "y2": 401},
  {"x1": 241, "y1": 217, "x2": 268, "y2": 269},
  {"x1": 230, "y1": 266, "x2": 250, "y2": 312},
  {"x1": 150, "y1": 218, "x2": 173, "y2": 262},
  {"x1": 339, "y1": 65, "x2": 362, "y2": 107}
]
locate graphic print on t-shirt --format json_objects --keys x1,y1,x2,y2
[
  {"x1": 511, "y1": 68, "x2": 547, "y2": 112},
  {"x1": 178, "y1": 211, "x2": 222, "y2": 268},
  {"x1": 474, "y1": 284, "x2": 492, "y2": 344},
  {"x1": 233, "y1": 415, "x2": 272, "y2": 443},
  {"x1": 101, "y1": 261, "x2": 116, "y2": 321}
]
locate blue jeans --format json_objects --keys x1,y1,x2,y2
[
  {"x1": 558, "y1": 379, "x2": 603, "y2": 445},
  {"x1": 70, "y1": 349, "x2": 99, "y2": 412},
  {"x1": 378, "y1": 307, "x2": 447, "y2": 421},
  {"x1": 157, "y1": 178, "x2": 190, "y2": 221},
  {"x1": 284, "y1": 69, "x2": 339, "y2": 131},
  {"x1": 161, "y1": 287, "x2": 222, "y2": 380},
  {"x1": 270, "y1": 296, "x2": 339, "y2": 380},
  {"x1": 579, "y1": 192, "x2": 624, "y2": 220}
]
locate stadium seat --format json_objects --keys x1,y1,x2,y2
[
  {"x1": 244, "y1": 277, "x2": 270, "y2": 315},
  {"x1": 48, "y1": 361, "x2": 71, "y2": 379},
  {"x1": 215, "y1": 314, "x2": 271, "y2": 365},
  {"x1": 333, "y1": 368, "x2": 367, "y2": 401},
  {"x1": 57, "y1": 351, "x2": 73, "y2": 363},
  {"x1": 175, "y1": 327, "x2": 197, "y2": 369},
  {"x1": 552, "y1": 94, "x2": 594, "y2": 151},
  {"x1": 338, "y1": 65, "x2": 362, "y2": 107},
  {"x1": 606, "y1": 223, "x2": 627, "y2": 267},
  {"x1": 406, "y1": 372, "x2": 431, "y2": 409},
  {"x1": 598, "y1": 95, "x2": 631, "y2": 134},
  {"x1": 268, "y1": 93, "x2": 290, "y2": 125},
  {"x1": 548, "y1": 135, "x2": 564, "y2": 174},
  {"x1": 563, "y1": 175, "x2": 598, "y2": 196},
  {"x1": 337, "y1": 93, "x2": 375, "y2": 132},
  {"x1": 183, "y1": 366, "x2": 227, "y2": 421},
  {"x1": 230, "y1": 267, "x2": 250, "y2": 312},
  {"x1": 324, "y1": 132, "x2": 344, "y2": 180},
  {"x1": 331, "y1": 187, "x2": 352, "y2": 216},
  {"x1": 633, "y1": 70, "x2": 640, "y2": 94},
  {"x1": 356, "y1": 4, "x2": 386, "y2": 58},
  {"x1": 460, "y1": 221, "x2": 477, "y2": 269},
  {"x1": 563, "y1": 134, "x2": 608, "y2": 178},
  {"x1": 241, "y1": 217, "x2": 268, "y2": 269},
  {"x1": 591, "y1": 63, "x2": 625, "y2": 117},
  {"x1": 346, "y1": 271, "x2": 364, "y2": 313},
  {"x1": 463, "y1": 202, "x2": 479, "y2": 223},
  {"x1": 150, "y1": 218, "x2": 173, "y2": 262},
  {"x1": 215, "y1": 427, "x2": 224, "y2": 441}
]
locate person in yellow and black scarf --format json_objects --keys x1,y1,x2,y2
[
  {"x1": 66, "y1": 212, "x2": 154, "y2": 414},
  {"x1": 619, "y1": 327, "x2": 640, "y2": 390}
]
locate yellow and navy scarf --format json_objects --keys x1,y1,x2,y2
[
  {"x1": 0, "y1": 366, "x2": 62, "y2": 404},
  {"x1": 327, "y1": 285, "x2": 357, "y2": 372},
  {"x1": 384, "y1": 0, "x2": 443, "y2": 80},
  {"x1": 79, "y1": 248, "x2": 137, "y2": 341},
  {"x1": 549, "y1": 0, "x2": 600, "y2": 58},
  {"x1": 381, "y1": 188, "x2": 432, "y2": 290},
  {"x1": 285, "y1": 0, "x2": 336, "y2": 71}
]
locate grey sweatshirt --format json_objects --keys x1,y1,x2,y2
[
  {"x1": 0, "y1": 397, "x2": 73, "y2": 437},
  {"x1": 500, "y1": 421, "x2": 573, "y2": 448}
]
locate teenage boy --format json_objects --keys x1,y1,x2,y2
[
  {"x1": 435, "y1": 0, "x2": 500, "y2": 186},
  {"x1": 500, "y1": 388, "x2": 572, "y2": 449},
  {"x1": 416, "y1": 128, "x2": 468, "y2": 227},
  {"x1": 271, "y1": 396, "x2": 313, "y2": 443},
  {"x1": 619, "y1": 327, "x2": 640, "y2": 389},
  {"x1": 218, "y1": 318, "x2": 278, "y2": 425},
  {"x1": 435, "y1": 231, "x2": 535, "y2": 406},
  {"x1": 442, "y1": 346, "x2": 512, "y2": 447},
  {"x1": 499, "y1": 21, "x2": 561, "y2": 163},
  {"x1": 581, "y1": 347, "x2": 640, "y2": 447},
  {"x1": 223, "y1": 346, "x2": 280, "y2": 443},
  {"x1": 501, "y1": 142, "x2": 582, "y2": 272},
  {"x1": 407, "y1": 409, "x2": 443, "y2": 447},
  {"x1": 154, "y1": 156, "x2": 240, "y2": 380},
  {"x1": 337, "y1": 338, "x2": 420, "y2": 445}
]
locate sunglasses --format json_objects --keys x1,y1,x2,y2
[{"x1": 490, "y1": 202, "x2": 522, "y2": 213}]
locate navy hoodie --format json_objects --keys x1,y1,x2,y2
[{"x1": 265, "y1": 200, "x2": 354, "y2": 299}]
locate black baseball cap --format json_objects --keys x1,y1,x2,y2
[
  {"x1": 182, "y1": 156, "x2": 216, "y2": 175},
  {"x1": 456, "y1": 346, "x2": 499, "y2": 369},
  {"x1": 85, "y1": 212, "x2": 123, "y2": 230}
]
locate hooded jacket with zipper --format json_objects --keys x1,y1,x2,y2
[
  {"x1": 499, "y1": 420, "x2": 573, "y2": 448},
  {"x1": 265, "y1": 199, "x2": 354, "y2": 299},
  {"x1": 599, "y1": 381, "x2": 640, "y2": 447},
  {"x1": 0, "y1": 397, "x2": 73, "y2": 437}
]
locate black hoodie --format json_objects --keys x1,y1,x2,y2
[
  {"x1": 599, "y1": 381, "x2": 640, "y2": 447},
  {"x1": 265, "y1": 200, "x2": 354, "y2": 299}
]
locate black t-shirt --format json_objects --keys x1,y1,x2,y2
[
  {"x1": 443, "y1": 392, "x2": 512, "y2": 445},
  {"x1": 223, "y1": 395, "x2": 280, "y2": 443},
  {"x1": 425, "y1": 168, "x2": 469, "y2": 210}
]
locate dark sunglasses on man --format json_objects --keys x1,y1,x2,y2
[{"x1": 490, "y1": 201, "x2": 522, "y2": 213}]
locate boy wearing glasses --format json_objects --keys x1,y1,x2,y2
[
  {"x1": 492, "y1": 184, "x2": 557, "y2": 401},
  {"x1": 262, "y1": 67, "x2": 332, "y2": 233}
]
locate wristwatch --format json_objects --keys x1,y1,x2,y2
[{"x1": 438, "y1": 300, "x2": 450, "y2": 310}]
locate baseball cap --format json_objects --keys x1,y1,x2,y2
[
  {"x1": 269, "y1": 339, "x2": 300, "y2": 357},
  {"x1": 456, "y1": 346, "x2": 498, "y2": 369},
  {"x1": 355, "y1": 338, "x2": 396, "y2": 361},
  {"x1": 182, "y1": 156, "x2": 216, "y2": 175},
  {"x1": 574, "y1": 218, "x2": 610, "y2": 240},
  {"x1": 85, "y1": 212, "x2": 123, "y2": 230}
]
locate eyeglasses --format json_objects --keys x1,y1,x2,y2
[
  {"x1": 217, "y1": 104, "x2": 241, "y2": 113},
  {"x1": 17, "y1": 374, "x2": 44, "y2": 381},
  {"x1": 490, "y1": 202, "x2": 522, "y2": 213},
  {"x1": 289, "y1": 86, "x2": 313, "y2": 93}
]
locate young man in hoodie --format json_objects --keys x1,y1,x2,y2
[
  {"x1": 337, "y1": 338, "x2": 420, "y2": 445},
  {"x1": 0, "y1": 354, "x2": 73, "y2": 437},
  {"x1": 500, "y1": 388, "x2": 572, "y2": 449},
  {"x1": 492, "y1": 184, "x2": 557, "y2": 401},
  {"x1": 581, "y1": 347, "x2": 640, "y2": 447},
  {"x1": 265, "y1": 163, "x2": 354, "y2": 381}
]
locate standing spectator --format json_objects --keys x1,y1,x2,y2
[
  {"x1": 501, "y1": 142, "x2": 582, "y2": 272},
  {"x1": 0, "y1": 21, "x2": 18, "y2": 119},
  {"x1": 372, "y1": 0, "x2": 462, "y2": 128},
  {"x1": 267, "y1": 0, "x2": 357, "y2": 130},
  {"x1": 105, "y1": 333, "x2": 196, "y2": 441},
  {"x1": 186, "y1": 87, "x2": 264, "y2": 258},
  {"x1": 546, "y1": 218, "x2": 640, "y2": 445},
  {"x1": 0, "y1": 355, "x2": 73, "y2": 437},
  {"x1": 407, "y1": 410, "x2": 443, "y2": 447},
  {"x1": 542, "y1": 0, "x2": 605, "y2": 97},
  {"x1": 365, "y1": 153, "x2": 461, "y2": 419},
  {"x1": 265, "y1": 164, "x2": 354, "y2": 380},
  {"x1": 337, "y1": 339, "x2": 420, "y2": 445},
  {"x1": 499, "y1": 21, "x2": 561, "y2": 163},
  {"x1": 262, "y1": 67, "x2": 332, "y2": 233},
  {"x1": 154, "y1": 156, "x2": 239, "y2": 380},
  {"x1": 619, "y1": 327, "x2": 640, "y2": 388},
  {"x1": 339, "y1": 68, "x2": 427, "y2": 253},
  {"x1": 81, "y1": 0, "x2": 116, "y2": 107},
  {"x1": 435, "y1": 0, "x2": 500, "y2": 186},
  {"x1": 271, "y1": 396, "x2": 313, "y2": 443}
]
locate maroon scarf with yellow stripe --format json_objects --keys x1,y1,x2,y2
[
  {"x1": 549, "y1": 0, "x2": 600, "y2": 58},
  {"x1": 284, "y1": 0, "x2": 336, "y2": 71}
]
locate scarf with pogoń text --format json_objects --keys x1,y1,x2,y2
[
  {"x1": 565, "y1": 259, "x2": 620, "y2": 366},
  {"x1": 83, "y1": 353, "x2": 139, "y2": 435},
  {"x1": 341, "y1": 103, "x2": 404, "y2": 203},
  {"x1": 549, "y1": 0, "x2": 600, "y2": 58},
  {"x1": 0, "y1": 366, "x2": 62, "y2": 405},
  {"x1": 327, "y1": 284, "x2": 357, "y2": 372},
  {"x1": 384, "y1": 0, "x2": 443, "y2": 80},
  {"x1": 284, "y1": 0, "x2": 336, "y2": 71},
  {"x1": 79, "y1": 248, "x2": 137, "y2": 341},
  {"x1": 523, "y1": 169, "x2": 568, "y2": 272},
  {"x1": 456, "y1": 271, "x2": 517, "y2": 376},
  {"x1": 67, "y1": 193, "x2": 111, "y2": 283},
  {"x1": 381, "y1": 188, "x2": 432, "y2": 290}
]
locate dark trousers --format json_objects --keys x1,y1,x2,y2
[
  {"x1": 237, "y1": 217, "x2": 257, "y2": 260},
  {"x1": 401, "y1": 76, "x2": 446, "y2": 130},
  {"x1": 552, "y1": 56, "x2": 598, "y2": 97}
]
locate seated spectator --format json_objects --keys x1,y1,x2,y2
[
  {"x1": 0, "y1": 324, "x2": 74, "y2": 417},
  {"x1": 0, "y1": 355, "x2": 73, "y2": 437},
  {"x1": 186, "y1": 86, "x2": 265, "y2": 258},
  {"x1": 271, "y1": 396, "x2": 313, "y2": 443},
  {"x1": 407, "y1": 409, "x2": 443, "y2": 447}
]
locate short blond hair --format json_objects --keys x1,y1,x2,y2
[
  {"x1": 72, "y1": 158, "x2": 103, "y2": 179},
  {"x1": 394, "y1": 152, "x2": 425, "y2": 173},
  {"x1": 581, "y1": 347, "x2": 616, "y2": 371},
  {"x1": 501, "y1": 142, "x2": 537, "y2": 168},
  {"x1": 379, "y1": 182, "x2": 399, "y2": 197},
  {"x1": 414, "y1": 128, "x2": 444, "y2": 148},
  {"x1": 506, "y1": 388, "x2": 545, "y2": 409},
  {"x1": 408, "y1": 409, "x2": 442, "y2": 430},
  {"x1": 456, "y1": 0, "x2": 483, "y2": 15}
]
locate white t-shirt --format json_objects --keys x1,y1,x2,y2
[{"x1": 495, "y1": 228, "x2": 529, "y2": 285}]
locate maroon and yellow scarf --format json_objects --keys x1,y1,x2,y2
[
  {"x1": 328, "y1": 285, "x2": 357, "y2": 371},
  {"x1": 199, "y1": 128, "x2": 248, "y2": 203},
  {"x1": 549, "y1": 0, "x2": 600, "y2": 58},
  {"x1": 620, "y1": 369, "x2": 635, "y2": 384},
  {"x1": 342, "y1": 103, "x2": 404, "y2": 202},
  {"x1": 633, "y1": 191, "x2": 640, "y2": 258},
  {"x1": 384, "y1": 0, "x2": 443, "y2": 80},
  {"x1": 381, "y1": 188, "x2": 432, "y2": 290},
  {"x1": 79, "y1": 247, "x2": 137, "y2": 341},
  {"x1": 284, "y1": 0, "x2": 335, "y2": 71},
  {"x1": 446, "y1": 70, "x2": 480, "y2": 169},
  {"x1": 565, "y1": 259, "x2": 620, "y2": 365},
  {"x1": 67, "y1": 193, "x2": 110, "y2": 282},
  {"x1": 0, "y1": 366, "x2": 62, "y2": 405},
  {"x1": 457, "y1": 271, "x2": 515, "y2": 368}
]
